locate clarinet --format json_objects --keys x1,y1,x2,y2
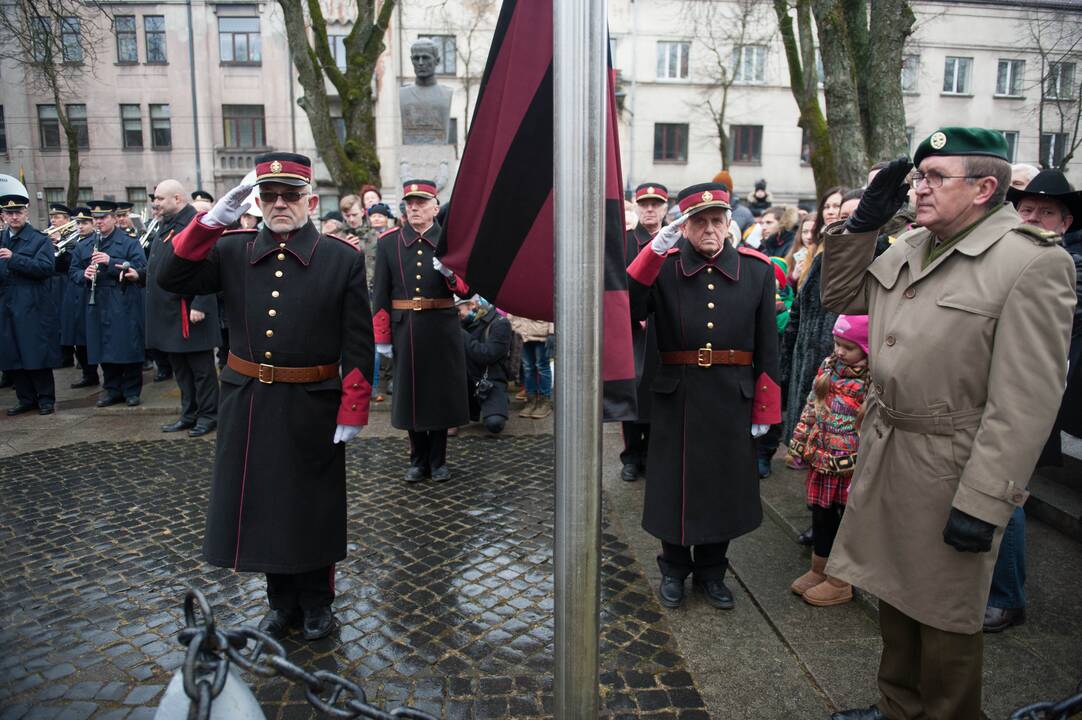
[{"x1": 87, "y1": 231, "x2": 102, "y2": 306}]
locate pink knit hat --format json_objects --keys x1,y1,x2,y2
[{"x1": 833, "y1": 314, "x2": 869, "y2": 355}]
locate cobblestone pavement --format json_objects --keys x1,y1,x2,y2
[{"x1": 1, "y1": 436, "x2": 707, "y2": 719}]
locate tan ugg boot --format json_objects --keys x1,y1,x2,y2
[
  {"x1": 530, "y1": 397, "x2": 552, "y2": 419},
  {"x1": 519, "y1": 395, "x2": 537, "y2": 418},
  {"x1": 790, "y1": 553, "x2": 828, "y2": 595},
  {"x1": 802, "y1": 576, "x2": 853, "y2": 606}
]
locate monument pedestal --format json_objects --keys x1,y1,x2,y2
[{"x1": 399, "y1": 145, "x2": 458, "y2": 204}]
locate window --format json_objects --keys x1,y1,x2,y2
[
  {"x1": 61, "y1": 17, "x2": 83, "y2": 63},
  {"x1": 449, "y1": 117, "x2": 458, "y2": 147},
  {"x1": 996, "y1": 59, "x2": 1024, "y2": 97},
  {"x1": 0, "y1": 106, "x2": 6, "y2": 153},
  {"x1": 1047, "y1": 62, "x2": 1076, "y2": 99},
  {"x1": 942, "y1": 56, "x2": 972, "y2": 94},
  {"x1": 1040, "y1": 132, "x2": 1070, "y2": 168},
  {"x1": 332, "y1": 116, "x2": 346, "y2": 142},
  {"x1": 731, "y1": 125, "x2": 763, "y2": 164},
  {"x1": 418, "y1": 34, "x2": 457, "y2": 75},
  {"x1": 329, "y1": 34, "x2": 347, "y2": 71},
  {"x1": 905, "y1": 126, "x2": 915, "y2": 150},
  {"x1": 998, "y1": 130, "x2": 1018, "y2": 162},
  {"x1": 223, "y1": 104, "x2": 265, "y2": 147},
  {"x1": 733, "y1": 45, "x2": 766, "y2": 84},
  {"x1": 901, "y1": 54, "x2": 920, "y2": 93},
  {"x1": 219, "y1": 17, "x2": 261, "y2": 64},
  {"x1": 67, "y1": 104, "x2": 89, "y2": 148},
  {"x1": 656, "y1": 41, "x2": 690, "y2": 81},
  {"x1": 653, "y1": 123, "x2": 688, "y2": 162},
  {"x1": 38, "y1": 105, "x2": 61, "y2": 149},
  {"x1": 31, "y1": 16, "x2": 51, "y2": 63},
  {"x1": 150, "y1": 104, "x2": 171, "y2": 148},
  {"x1": 120, "y1": 104, "x2": 142, "y2": 148},
  {"x1": 144, "y1": 16, "x2": 166, "y2": 63},
  {"x1": 609, "y1": 36, "x2": 618, "y2": 66},
  {"x1": 126, "y1": 187, "x2": 148, "y2": 216},
  {"x1": 800, "y1": 127, "x2": 811, "y2": 165},
  {"x1": 115, "y1": 15, "x2": 137, "y2": 63},
  {"x1": 77, "y1": 187, "x2": 93, "y2": 203}
]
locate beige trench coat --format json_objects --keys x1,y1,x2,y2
[{"x1": 820, "y1": 204, "x2": 1076, "y2": 633}]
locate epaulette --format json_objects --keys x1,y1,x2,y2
[
  {"x1": 737, "y1": 245, "x2": 771, "y2": 263},
  {"x1": 1014, "y1": 225, "x2": 1061, "y2": 246},
  {"x1": 326, "y1": 233, "x2": 360, "y2": 250},
  {"x1": 222, "y1": 227, "x2": 258, "y2": 236},
  {"x1": 378, "y1": 227, "x2": 399, "y2": 238}
]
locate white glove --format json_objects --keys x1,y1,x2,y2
[
  {"x1": 432, "y1": 256, "x2": 454, "y2": 277},
  {"x1": 203, "y1": 183, "x2": 253, "y2": 228},
  {"x1": 751, "y1": 424, "x2": 770, "y2": 438},
  {"x1": 376, "y1": 343, "x2": 393, "y2": 358},
  {"x1": 650, "y1": 214, "x2": 688, "y2": 255},
  {"x1": 333, "y1": 424, "x2": 362, "y2": 444}
]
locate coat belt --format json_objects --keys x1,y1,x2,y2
[
  {"x1": 660, "y1": 349, "x2": 753, "y2": 367},
  {"x1": 391, "y1": 297, "x2": 455, "y2": 311},
  {"x1": 227, "y1": 352, "x2": 339, "y2": 384},
  {"x1": 874, "y1": 397, "x2": 984, "y2": 436}
]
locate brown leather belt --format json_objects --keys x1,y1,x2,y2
[
  {"x1": 391, "y1": 297, "x2": 455, "y2": 311},
  {"x1": 660, "y1": 348, "x2": 753, "y2": 367},
  {"x1": 227, "y1": 352, "x2": 339, "y2": 384}
]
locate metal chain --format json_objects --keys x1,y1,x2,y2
[
  {"x1": 178, "y1": 587, "x2": 438, "y2": 720},
  {"x1": 1009, "y1": 682, "x2": 1082, "y2": 720}
]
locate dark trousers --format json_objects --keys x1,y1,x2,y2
[
  {"x1": 757, "y1": 423, "x2": 783, "y2": 460},
  {"x1": 266, "y1": 565, "x2": 335, "y2": 611},
  {"x1": 101, "y1": 362, "x2": 143, "y2": 400},
  {"x1": 60, "y1": 345, "x2": 75, "y2": 367},
  {"x1": 378, "y1": 353, "x2": 394, "y2": 395},
  {"x1": 658, "y1": 540, "x2": 730, "y2": 581},
  {"x1": 812, "y1": 504, "x2": 845, "y2": 558},
  {"x1": 877, "y1": 600, "x2": 983, "y2": 720},
  {"x1": 75, "y1": 345, "x2": 99, "y2": 381},
  {"x1": 988, "y1": 506, "x2": 1026, "y2": 610},
  {"x1": 10, "y1": 368, "x2": 56, "y2": 409},
  {"x1": 170, "y1": 350, "x2": 219, "y2": 425},
  {"x1": 147, "y1": 348, "x2": 171, "y2": 375},
  {"x1": 408, "y1": 429, "x2": 448, "y2": 471},
  {"x1": 620, "y1": 421, "x2": 650, "y2": 468}
]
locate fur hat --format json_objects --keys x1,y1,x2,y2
[{"x1": 833, "y1": 314, "x2": 869, "y2": 355}]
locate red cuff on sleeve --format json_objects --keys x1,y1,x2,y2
[
  {"x1": 447, "y1": 274, "x2": 470, "y2": 296},
  {"x1": 751, "y1": 372, "x2": 782, "y2": 425},
  {"x1": 627, "y1": 244, "x2": 670, "y2": 286},
  {"x1": 373, "y1": 308, "x2": 391, "y2": 344},
  {"x1": 173, "y1": 212, "x2": 225, "y2": 261},
  {"x1": 337, "y1": 367, "x2": 372, "y2": 426}
]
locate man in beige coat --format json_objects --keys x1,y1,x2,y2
[{"x1": 820, "y1": 128, "x2": 1076, "y2": 720}]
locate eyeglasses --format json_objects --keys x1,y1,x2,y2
[
  {"x1": 259, "y1": 190, "x2": 307, "y2": 204},
  {"x1": 909, "y1": 172, "x2": 982, "y2": 189}
]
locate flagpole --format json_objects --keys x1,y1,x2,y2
[{"x1": 553, "y1": 0, "x2": 606, "y2": 716}]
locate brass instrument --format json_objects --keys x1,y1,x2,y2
[
  {"x1": 54, "y1": 227, "x2": 82, "y2": 257},
  {"x1": 46, "y1": 219, "x2": 77, "y2": 237},
  {"x1": 87, "y1": 231, "x2": 102, "y2": 306},
  {"x1": 137, "y1": 216, "x2": 160, "y2": 251}
]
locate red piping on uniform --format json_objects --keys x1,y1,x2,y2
[
  {"x1": 180, "y1": 299, "x2": 190, "y2": 339},
  {"x1": 681, "y1": 396, "x2": 688, "y2": 546},
  {"x1": 328, "y1": 565, "x2": 335, "y2": 593},
  {"x1": 244, "y1": 240, "x2": 254, "y2": 360},
  {"x1": 409, "y1": 312, "x2": 417, "y2": 427},
  {"x1": 233, "y1": 395, "x2": 255, "y2": 570}
]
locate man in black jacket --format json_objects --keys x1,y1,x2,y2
[{"x1": 459, "y1": 295, "x2": 511, "y2": 434}]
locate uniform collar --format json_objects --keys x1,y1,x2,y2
[
  {"x1": 249, "y1": 220, "x2": 320, "y2": 266},
  {"x1": 164, "y1": 204, "x2": 196, "y2": 232},
  {"x1": 678, "y1": 236, "x2": 739, "y2": 280},
  {"x1": 401, "y1": 220, "x2": 441, "y2": 247},
  {"x1": 633, "y1": 223, "x2": 656, "y2": 248}
]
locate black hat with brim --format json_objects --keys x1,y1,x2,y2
[
  {"x1": 89, "y1": 200, "x2": 118, "y2": 216},
  {"x1": 1006, "y1": 169, "x2": 1082, "y2": 233}
]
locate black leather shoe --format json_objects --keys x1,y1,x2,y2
[
  {"x1": 6, "y1": 404, "x2": 36, "y2": 416},
  {"x1": 153, "y1": 371, "x2": 173, "y2": 382},
  {"x1": 831, "y1": 705, "x2": 885, "y2": 720},
  {"x1": 757, "y1": 457, "x2": 772, "y2": 478},
  {"x1": 302, "y1": 606, "x2": 336, "y2": 641},
  {"x1": 620, "y1": 463, "x2": 638, "y2": 482},
  {"x1": 188, "y1": 423, "x2": 217, "y2": 438},
  {"x1": 96, "y1": 396, "x2": 123, "y2": 408},
  {"x1": 797, "y1": 525, "x2": 814, "y2": 546},
  {"x1": 658, "y1": 575, "x2": 685, "y2": 608},
  {"x1": 257, "y1": 608, "x2": 300, "y2": 640},
  {"x1": 696, "y1": 578, "x2": 735, "y2": 610},
  {"x1": 983, "y1": 606, "x2": 1025, "y2": 633},
  {"x1": 431, "y1": 465, "x2": 451, "y2": 483},
  {"x1": 405, "y1": 466, "x2": 427, "y2": 483},
  {"x1": 70, "y1": 377, "x2": 99, "y2": 389},
  {"x1": 125, "y1": 397, "x2": 141, "y2": 407},
  {"x1": 161, "y1": 419, "x2": 195, "y2": 433},
  {"x1": 38, "y1": 406, "x2": 55, "y2": 416}
]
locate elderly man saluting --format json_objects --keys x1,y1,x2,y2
[{"x1": 821, "y1": 129, "x2": 1076, "y2": 720}]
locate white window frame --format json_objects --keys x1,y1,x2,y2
[
  {"x1": 998, "y1": 130, "x2": 1019, "y2": 162},
  {"x1": 1047, "y1": 62, "x2": 1076, "y2": 100},
  {"x1": 943, "y1": 56, "x2": 972, "y2": 95},
  {"x1": 901, "y1": 54, "x2": 920, "y2": 93},
  {"x1": 732, "y1": 45, "x2": 766, "y2": 84},
  {"x1": 995, "y1": 59, "x2": 1024, "y2": 97},
  {"x1": 656, "y1": 41, "x2": 690, "y2": 81}
]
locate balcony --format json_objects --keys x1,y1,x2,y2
[{"x1": 213, "y1": 146, "x2": 272, "y2": 179}]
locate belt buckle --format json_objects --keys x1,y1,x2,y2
[
  {"x1": 411, "y1": 297, "x2": 424, "y2": 311},
  {"x1": 697, "y1": 347, "x2": 712, "y2": 368},
  {"x1": 258, "y1": 363, "x2": 275, "y2": 384},
  {"x1": 728, "y1": 349, "x2": 736, "y2": 364}
]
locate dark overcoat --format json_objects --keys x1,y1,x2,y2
[
  {"x1": 626, "y1": 223, "x2": 660, "y2": 422},
  {"x1": 146, "y1": 204, "x2": 221, "y2": 353},
  {"x1": 159, "y1": 216, "x2": 374, "y2": 573},
  {"x1": 372, "y1": 222, "x2": 469, "y2": 431},
  {"x1": 0, "y1": 223, "x2": 61, "y2": 371},
  {"x1": 60, "y1": 234, "x2": 95, "y2": 346},
  {"x1": 52, "y1": 243, "x2": 70, "y2": 344},
  {"x1": 69, "y1": 228, "x2": 147, "y2": 365},
  {"x1": 463, "y1": 309, "x2": 512, "y2": 420},
  {"x1": 628, "y1": 238, "x2": 781, "y2": 546}
]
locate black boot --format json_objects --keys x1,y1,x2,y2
[
  {"x1": 657, "y1": 576, "x2": 685, "y2": 608},
  {"x1": 695, "y1": 578, "x2": 735, "y2": 610},
  {"x1": 302, "y1": 606, "x2": 336, "y2": 641},
  {"x1": 257, "y1": 608, "x2": 301, "y2": 640},
  {"x1": 620, "y1": 463, "x2": 638, "y2": 482}
]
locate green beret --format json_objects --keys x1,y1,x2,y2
[{"x1": 913, "y1": 127, "x2": 1010, "y2": 166}]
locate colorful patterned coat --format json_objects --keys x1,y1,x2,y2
[{"x1": 788, "y1": 356, "x2": 868, "y2": 480}]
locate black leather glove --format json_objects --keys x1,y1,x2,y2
[
  {"x1": 942, "y1": 507, "x2": 995, "y2": 553},
  {"x1": 844, "y1": 156, "x2": 914, "y2": 233}
]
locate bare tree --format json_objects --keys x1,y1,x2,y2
[
  {"x1": 0, "y1": 0, "x2": 110, "y2": 208},
  {"x1": 277, "y1": 0, "x2": 395, "y2": 194},
  {"x1": 1025, "y1": 8, "x2": 1082, "y2": 171},
  {"x1": 433, "y1": 0, "x2": 496, "y2": 138}
]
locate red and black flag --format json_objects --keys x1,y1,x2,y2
[{"x1": 437, "y1": 0, "x2": 636, "y2": 421}]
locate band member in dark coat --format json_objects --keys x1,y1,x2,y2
[
  {"x1": 147, "y1": 179, "x2": 221, "y2": 437},
  {"x1": 61, "y1": 208, "x2": 100, "y2": 388},
  {"x1": 159, "y1": 152, "x2": 374, "y2": 641},
  {"x1": 0, "y1": 194, "x2": 61, "y2": 415},
  {"x1": 621, "y1": 182, "x2": 667, "y2": 482},
  {"x1": 372, "y1": 180, "x2": 470, "y2": 483},
  {"x1": 628, "y1": 182, "x2": 782, "y2": 610},
  {"x1": 47, "y1": 203, "x2": 76, "y2": 368}
]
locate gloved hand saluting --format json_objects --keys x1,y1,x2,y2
[
  {"x1": 333, "y1": 424, "x2": 362, "y2": 444},
  {"x1": 650, "y1": 214, "x2": 689, "y2": 255},
  {"x1": 202, "y1": 183, "x2": 253, "y2": 228},
  {"x1": 432, "y1": 256, "x2": 454, "y2": 278},
  {"x1": 942, "y1": 507, "x2": 995, "y2": 553},
  {"x1": 844, "y1": 156, "x2": 914, "y2": 233}
]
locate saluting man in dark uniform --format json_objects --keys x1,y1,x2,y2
[
  {"x1": 620, "y1": 182, "x2": 668, "y2": 482},
  {"x1": 159, "y1": 153, "x2": 374, "y2": 641},
  {"x1": 627, "y1": 182, "x2": 782, "y2": 610},
  {"x1": 372, "y1": 180, "x2": 470, "y2": 483},
  {"x1": 0, "y1": 193, "x2": 61, "y2": 415},
  {"x1": 62, "y1": 207, "x2": 100, "y2": 389}
]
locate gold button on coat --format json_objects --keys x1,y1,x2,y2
[
  {"x1": 279, "y1": 242, "x2": 286, "y2": 248},
  {"x1": 416, "y1": 274, "x2": 422, "y2": 279},
  {"x1": 707, "y1": 302, "x2": 715, "y2": 309},
  {"x1": 268, "y1": 309, "x2": 277, "y2": 317},
  {"x1": 904, "y1": 288, "x2": 916, "y2": 299},
  {"x1": 272, "y1": 290, "x2": 279, "y2": 298},
  {"x1": 707, "y1": 284, "x2": 715, "y2": 290},
  {"x1": 275, "y1": 270, "x2": 283, "y2": 278},
  {"x1": 885, "y1": 335, "x2": 896, "y2": 346},
  {"x1": 707, "y1": 321, "x2": 714, "y2": 329},
  {"x1": 264, "y1": 351, "x2": 272, "y2": 359},
  {"x1": 266, "y1": 330, "x2": 274, "y2": 337},
  {"x1": 417, "y1": 249, "x2": 423, "y2": 255},
  {"x1": 277, "y1": 253, "x2": 285, "y2": 261}
]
